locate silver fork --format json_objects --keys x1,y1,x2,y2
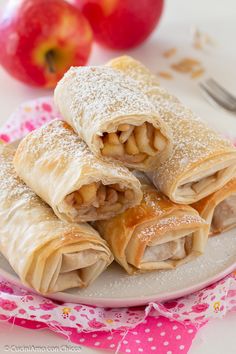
[{"x1": 199, "y1": 78, "x2": 236, "y2": 112}]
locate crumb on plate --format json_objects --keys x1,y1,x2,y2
[
  {"x1": 191, "y1": 68, "x2": 205, "y2": 79},
  {"x1": 191, "y1": 27, "x2": 215, "y2": 50},
  {"x1": 163, "y1": 48, "x2": 177, "y2": 58},
  {"x1": 157, "y1": 71, "x2": 173, "y2": 80},
  {"x1": 171, "y1": 58, "x2": 201, "y2": 73}
]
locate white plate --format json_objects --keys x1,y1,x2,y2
[{"x1": 0, "y1": 230, "x2": 235, "y2": 307}]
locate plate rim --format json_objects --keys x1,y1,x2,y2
[{"x1": 0, "y1": 255, "x2": 235, "y2": 307}]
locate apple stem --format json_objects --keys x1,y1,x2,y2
[{"x1": 46, "y1": 50, "x2": 56, "y2": 73}]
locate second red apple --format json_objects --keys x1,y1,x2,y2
[{"x1": 74, "y1": 0, "x2": 164, "y2": 50}]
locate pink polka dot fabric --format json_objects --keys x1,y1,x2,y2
[
  {"x1": 0, "y1": 97, "x2": 236, "y2": 354},
  {"x1": 0, "y1": 97, "x2": 60, "y2": 143},
  {"x1": 66, "y1": 317, "x2": 200, "y2": 354},
  {"x1": 5, "y1": 316, "x2": 199, "y2": 354}
]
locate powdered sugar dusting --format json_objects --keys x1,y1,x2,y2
[
  {"x1": 108, "y1": 56, "x2": 236, "y2": 191},
  {"x1": 59, "y1": 66, "x2": 156, "y2": 127},
  {"x1": 138, "y1": 215, "x2": 205, "y2": 243},
  {"x1": 0, "y1": 146, "x2": 39, "y2": 205},
  {"x1": 107, "y1": 56, "x2": 160, "y2": 92},
  {"x1": 149, "y1": 88, "x2": 235, "y2": 190},
  {"x1": 54, "y1": 65, "x2": 165, "y2": 155},
  {"x1": 16, "y1": 120, "x2": 135, "y2": 179}
]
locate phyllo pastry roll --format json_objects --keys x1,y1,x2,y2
[
  {"x1": 107, "y1": 56, "x2": 236, "y2": 203},
  {"x1": 0, "y1": 146, "x2": 113, "y2": 294},
  {"x1": 14, "y1": 120, "x2": 142, "y2": 223},
  {"x1": 193, "y1": 178, "x2": 236, "y2": 236},
  {"x1": 94, "y1": 180, "x2": 208, "y2": 275},
  {"x1": 54, "y1": 65, "x2": 172, "y2": 171}
]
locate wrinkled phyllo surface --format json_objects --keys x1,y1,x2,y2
[
  {"x1": 193, "y1": 178, "x2": 236, "y2": 236},
  {"x1": 54, "y1": 66, "x2": 172, "y2": 171},
  {"x1": 94, "y1": 182, "x2": 208, "y2": 275},
  {"x1": 108, "y1": 56, "x2": 236, "y2": 204},
  {"x1": 13, "y1": 120, "x2": 143, "y2": 223},
  {"x1": 0, "y1": 146, "x2": 113, "y2": 294}
]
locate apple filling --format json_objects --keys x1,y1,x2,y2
[
  {"x1": 179, "y1": 174, "x2": 218, "y2": 197},
  {"x1": 65, "y1": 182, "x2": 134, "y2": 217},
  {"x1": 211, "y1": 194, "x2": 236, "y2": 234},
  {"x1": 176, "y1": 162, "x2": 236, "y2": 202},
  {"x1": 99, "y1": 122, "x2": 167, "y2": 164},
  {"x1": 173, "y1": 156, "x2": 236, "y2": 203}
]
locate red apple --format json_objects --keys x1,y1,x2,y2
[
  {"x1": 0, "y1": 0, "x2": 93, "y2": 87},
  {"x1": 73, "y1": 0, "x2": 164, "y2": 50}
]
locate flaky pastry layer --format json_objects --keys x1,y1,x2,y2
[
  {"x1": 54, "y1": 66, "x2": 172, "y2": 171},
  {"x1": 107, "y1": 56, "x2": 236, "y2": 204},
  {"x1": 95, "y1": 183, "x2": 208, "y2": 274},
  {"x1": 14, "y1": 120, "x2": 143, "y2": 223},
  {"x1": 0, "y1": 146, "x2": 113, "y2": 294},
  {"x1": 193, "y1": 178, "x2": 236, "y2": 236}
]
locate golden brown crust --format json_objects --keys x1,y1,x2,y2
[
  {"x1": 95, "y1": 183, "x2": 207, "y2": 274},
  {"x1": 194, "y1": 178, "x2": 236, "y2": 213},
  {"x1": 193, "y1": 178, "x2": 236, "y2": 235}
]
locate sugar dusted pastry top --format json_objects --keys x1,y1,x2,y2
[
  {"x1": 15, "y1": 120, "x2": 134, "y2": 178},
  {"x1": 145, "y1": 87, "x2": 235, "y2": 187},
  {"x1": 54, "y1": 65, "x2": 172, "y2": 171},
  {"x1": 55, "y1": 66, "x2": 158, "y2": 134},
  {"x1": 0, "y1": 145, "x2": 43, "y2": 208},
  {"x1": 108, "y1": 56, "x2": 236, "y2": 203},
  {"x1": 14, "y1": 120, "x2": 143, "y2": 223},
  {"x1": 108, "y1": 56, "x2": 235, "y2": 184}
]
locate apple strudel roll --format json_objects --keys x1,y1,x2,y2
[
  {"x1": 107, "y1": 56, "x2": 236, "y2": 204},
  {"x1": 13, "y1": 120, "x2": 142, "y2": 223},
  {"x1": 0, "y1": 146, "x2": 113, "y2": 294},
  {"x1": 94, "y1": 181, "x2": 208, "y2": 275},
  {"x1": 193, "y1": 178, "x2": 236, "y2": 236},
  {"x1": 54, "y1": 65, "x2": 172, "y2": 171}
]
